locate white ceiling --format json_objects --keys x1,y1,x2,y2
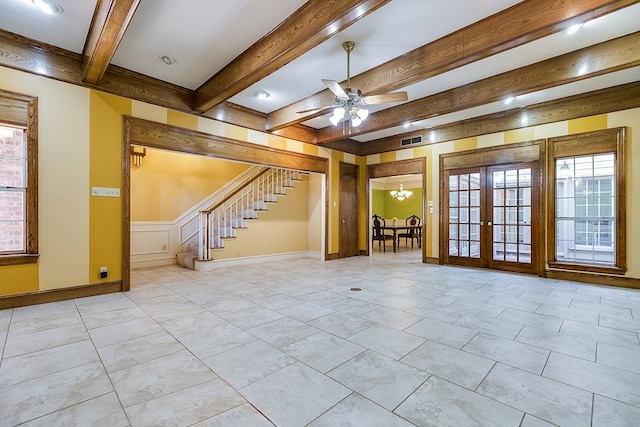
[{"x1": 1, "y1": 0, "x2": 639, "y2": 143}]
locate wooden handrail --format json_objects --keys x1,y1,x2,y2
[{"x1": 201, "y1": 167, "x2": 270, "y2": 215}]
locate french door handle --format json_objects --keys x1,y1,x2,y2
[
  {"x1": 487, "y1": 221, "x2": 493, "y2": 226},
  {"x1": 480, "y1": 221, "x2": 485, "y2": 226}
]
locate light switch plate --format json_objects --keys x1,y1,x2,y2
[
  {"x1": 428, "y1": 200, "x2": 434, "y2": 207},
  {"x1": 92, "y1": 187, "x2": 120, "y2": 197}
]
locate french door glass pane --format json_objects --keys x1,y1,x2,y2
[
  {"x1": 449, "y1": 191, "x2": 458, "y2": 207},
  {"x1": 449, "y1": 175, "x2": 458, "y2": 190},
  {"x1": 460, "y1": 241, "x2": 469, "y2": 257},
  {"x1": 470, "y1": 173, "x2": 481, "y2": 190},
  {"x1": 459, "y1": 208, "x2": 469, "y2": 223}
]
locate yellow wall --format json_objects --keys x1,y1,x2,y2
[
  {"x1": 0, "y1": 68, "x2": 91, "y2": 293},
  {"x1": 1, "y1": 61, "x2": 638, "y2": 299},
  {"x1": 214, "y1": 177, "x2": 313, "y2": 259},
  {"x1": 0, "y1": 65, "x2": 330, "y2": 297},
  {"x1": 366, "y1": 109, "x2": 640, "y2": 279},
  {"x1": 131, "y1": 149, "x2": 250, "y2": 221}
]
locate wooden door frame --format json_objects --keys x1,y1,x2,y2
[
  {"x1": 439, "y1": 140, "x2": 546, "y2": 276},
  {"x1": 122, "y1": 116, "x2": 329, "y2": 291},
  {"x1": 367, "y1": 158, "x2": 426, "y2": 263}
]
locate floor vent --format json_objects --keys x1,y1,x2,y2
[{"x1": 401, "y1": 136, "x2": 422, "y2": 146}]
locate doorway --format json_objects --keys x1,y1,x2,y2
[
  {"x1": 439, "y1": 141, "x2": 544, "y2": 275},
  {"x1": 367, "y1": 158, "x2": 426, "y2": 262}
]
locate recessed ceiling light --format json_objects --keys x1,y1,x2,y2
[
  {"x1": 159, "y1": 54, "x2": 176, "y2": 65},
  {"x1": 253, "y1": 90, "x2": 270, "y2": 99},
  {"x1": 32, "y1": 0, "x2": 63, "y2": 15}
]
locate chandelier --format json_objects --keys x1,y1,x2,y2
[{"x1": 390, "y1": 179, "x2": 412, "y2": 201}]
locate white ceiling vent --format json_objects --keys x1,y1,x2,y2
[{"x1": 400, "y1": 136, "x2": 423, "y2": 146}]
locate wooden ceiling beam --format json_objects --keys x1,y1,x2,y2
[
  {"x1": 317, "y1": 31, "x2": 640, "y2": 143},
  {"x1": 360, "y1": 81, "x2": 640, "y2": 156},
  {"x1": 0, "y1": 30, "x2": 295, "y2": 140},
  {"x1": 82, "y1": 0, "x2": 141, "y2": 84},
  {"x1": 193, "y1": 0, "x2": 391, "y2": 113},
  {"x1": 266, "y1": 0, "x2": 639, "y2": 131},
  {"x1": 0, "y1": 29, "x2": 194, "y2": 112}
]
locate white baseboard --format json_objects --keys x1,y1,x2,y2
[{"x1": 194, "y1": 251, "x2": 321, "y2": 271}]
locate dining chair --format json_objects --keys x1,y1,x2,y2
[
  {"x1": 372, "y1": 214, "x2": 394, "y2": 252},
  {"x1": 398, "y1": 214, "x2": 421, "y2": 248}
]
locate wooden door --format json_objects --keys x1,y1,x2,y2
[
  {"x1": 443, "y1": 163, "x2": 538, "y2": 274},
  {"x1": 339, "y1": 162, "x2": 359, "y2": 258}
]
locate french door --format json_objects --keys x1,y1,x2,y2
[{"x1": 443, "y1": 162, "x2": 538, "y2": 274}]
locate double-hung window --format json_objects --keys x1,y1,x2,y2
[
  {"x1": 548, "y1": 128, "x2": 625, "y2": 274},
  {"x1": 0, "y1": 90, "x2": 38, "y2": 265}
]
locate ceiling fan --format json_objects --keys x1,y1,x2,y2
[{"x1": 299, "y1": 41, "x2": 409, "y2": 127}]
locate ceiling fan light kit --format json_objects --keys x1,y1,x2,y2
[{"x1": 302, "y1": 41, "x2": 408, "y2": 128}]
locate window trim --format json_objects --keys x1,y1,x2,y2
[
  {"x1": 547, "y1": 127, "x2": 626, "y2": 275},
  {"x1": 0, "y1": 90, "x2": 38, "y2": 266}
]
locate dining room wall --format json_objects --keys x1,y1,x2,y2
[{"x1": 372, "y1": 188, "x2": 422, "y2": 221}]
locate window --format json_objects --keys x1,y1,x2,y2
[
  {"x1": 0, "y1": 90, "x2": 38, "y2": 265},
  {"x1": 548, "y1": 128, "x2": 625, "y2": 274},
  {"x1": 0, "y1": 125, "x2": 27, "y2": 252},
  {"x1": 555, "y1": 155, "x2": 615, "y2": 264}
]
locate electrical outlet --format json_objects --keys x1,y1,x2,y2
[{"x1": 99, "y1": 266, "x2": 108, "y2": 279}]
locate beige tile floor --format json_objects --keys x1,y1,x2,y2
[{"x1": 1, "y1": 248, "x2": 640, "y2": 426}]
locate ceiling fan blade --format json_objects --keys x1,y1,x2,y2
[
  {"x1": 322, "y1": 79, "x2": 349, "y2": 100},
  {"x1": 361, "y1": 91, "x2": 408, "y2": 105}
]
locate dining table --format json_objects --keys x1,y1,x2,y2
[{"x1": 381, "y1": 224, "x2": 422, "y2": 253}]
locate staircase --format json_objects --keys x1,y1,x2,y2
[{"x1": 177, "y1": 167, "x2": 305, "y2": 270}]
